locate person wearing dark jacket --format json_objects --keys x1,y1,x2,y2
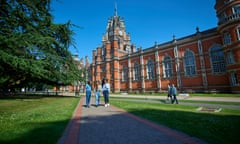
[
  {"x1": 170, "y1": 84, "x2": 178, "y2": 104},
  {"x1": 167, "y1": 83, "x2": 172, "y2": 101}
]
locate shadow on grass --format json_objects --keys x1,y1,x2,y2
[
  {"x1": 1, "y1": 97, "x2": 239, "y2": 144},
  {"x1": 125, "y1": 108, "x2": 240, "y2": 144},
  {"x1": 1, "y1": 106, "x2": 239, "y2": 144},
  {"x1": 111, "y1": 99, "x2": 240, "y2": 143},
  {"x1": 0, "y1": 120, "x2": 69, "y2": 144},
  {"x1": 72, "y1": 106, "x2": 207, "y2": 144}
]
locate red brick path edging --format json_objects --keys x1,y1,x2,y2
[
  {"x1": 57, "y1": 98, "x2": 83, "y2": 144},
  {"x1": 58, "y1": 98, "x2": 203, "y2": 144},
  {"x1": 111, "y1": 106, "x2": 202, "y2": 144}
]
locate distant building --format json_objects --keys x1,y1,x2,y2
[
  {"x1": 58, "y1": 54, "x2": 89, "y2": 92},
  {"x1": 90, "y1": 0, "x2": 240, "y2": 93}
]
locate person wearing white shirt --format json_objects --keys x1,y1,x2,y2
[{"x1": 102, "y1": 78, "x2": 110, "y2": 107}]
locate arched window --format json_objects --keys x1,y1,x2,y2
[
  {"x1": 133, "y1": 62, "x2": 140, "y2": 81},
  {"x1": 122, "y1": 65, "x2": 128, "y2": 82},
  {"x1": 147, "y1": 59, "x2": 155, "y2": 80},
  {"x1": 210, "y1": 45, "x2": 226, "y2": 73},
  {"x1": 184, "y1": 50, "x2": 196, "y2": 76},
  {"x1": 163, "y1": 55, "x2": 173, "y2": 78}
]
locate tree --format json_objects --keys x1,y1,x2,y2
[{"x1": 0, "y1": 0, "x2": 82, "y2": 91}]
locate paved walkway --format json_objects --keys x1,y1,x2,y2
[{"x1": 57, "y1": 96, "x2": 210, "y2": 144}]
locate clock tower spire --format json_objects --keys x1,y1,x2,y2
[
  {"x1": 96, "y1": 4, "x2": 136, "y2": 92},
  {"x1": 103, "y1": 4, "x2": 135, "y2": 53},
  {"x1": 114, "y1": 1, "x2": 118, "y2": 16}
]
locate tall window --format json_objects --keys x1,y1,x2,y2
[
  {"x1": 122, "y1": 65, "x2": 128, "y2": 82},
  {"x1": 133, "y1": 62, "x2": 140, "y2": 81},
  {"x1": 223, "y1": 32, "x2": 231, "y2": 45},
  {"x1": 102, "y1": 48, "x2": 106, "y2": 61},
  {"x1": 146, "y1": 59, "x2": 155, "y2": 80},
  {"x1": 183, "y1": 50, "x2": 196, "y2": 76},
  {"x1": 101, "y1": 65, "x2": 106, "y2": 72},
  {"x1": 210, "y1": 45, "x2": 226, "y2": 73},
  {"x1": 163, "y1": 55, "x2": 173, "y2": 78},
  {"x1": 227, "y1": 51, "x2": 235, "y2": 64},
  {"x1": 230, "y1": 72, "x2": 239, "y2": 86}
]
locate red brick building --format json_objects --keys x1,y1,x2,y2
[{"x1": 90, "y1": 0, "x2": 240, "y2": 93}]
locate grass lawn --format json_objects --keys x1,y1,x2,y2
[
  {"x1": 111, "y1": 96, "x2": 240, "y2": 106},
  {"x1": 0, "y1": 96, "x2": 79, "y2": 144},
  {"x1": 186, "y1": 93, "x2": 240, "y2": 97},
  {"x1": 115, "y1": 92, "x2": 240, "y2": 97},
  {"x1": 111, "y1": 100, "x2": 240, "y2": 144}
]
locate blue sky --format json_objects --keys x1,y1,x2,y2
[{"x1": 51, "y1": 0, "x2": 217, "y2": 62}]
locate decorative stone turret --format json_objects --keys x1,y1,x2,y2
[{"x1": 215, "y1": 0, "x2": 240, "y2": 92}]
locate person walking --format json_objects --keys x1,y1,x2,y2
[
  {"x1": 95, "y1": 81, "x2": 102, "y2": 107},
  {"x1": 167, "y1": 83, "x2": 171, "y2": 101},
  {"x1": 102, "y1": 78, "x2": 110, "y2": 107},
  {"x1": 171, "y1": 84, "x2": 178, "y2": 104},
  {"x1": 85, "y1": 81, "x2": 92, "y2": 108}
]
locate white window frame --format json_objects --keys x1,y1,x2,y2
[
  {"x1": 122, "y1": 66, "x2": 128, "y2": 82},
  {"x1": 183, "y1": 50, "x2": 196, "y2": 76},
  {"x1": 133, "y1": 62, "x2": 140, "y2": 81},
  {"x1": 146, "y1": 59, "x2": 155, "y2": 80},
  {"x1": 210, "y1": 45, "x2": 226, "y2": 74},
  {"x1": 163, "y1": 55, "x2": 173, "y2": 78}
]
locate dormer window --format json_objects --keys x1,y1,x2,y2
[
  {"x1": 109, "y1": 31, "x2": 113, "y2": 36},
  {"x1": 125, "y1": 45, "x2": 130, "y2": 53},
  {"x1": 118, "y1": 30, "x2": 123, "y2": 36},
  {"x1": 219, "y1": 12, "x2": 227, "y2": 23}
]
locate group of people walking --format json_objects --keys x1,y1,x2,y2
[
  {"x1": 86, "y1": 80, "x2": 178, "y2": 107},
  {"x1": 167, "y1": 83, "x2": 178, "y2": 104},
  {"x1": 85, "y1": 78, "x2": 110, "y2": 108}
]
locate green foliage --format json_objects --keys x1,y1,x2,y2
[{"x1": 0, "y1": 0, "x2": 82, "y2": 90}]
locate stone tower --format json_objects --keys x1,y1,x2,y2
[
  {"x1": 215, "y1": 0, "x2": 240, "y2": 92},
  {"x1": 91, "y1": 5, "x2": 135, "y2": 92}
]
